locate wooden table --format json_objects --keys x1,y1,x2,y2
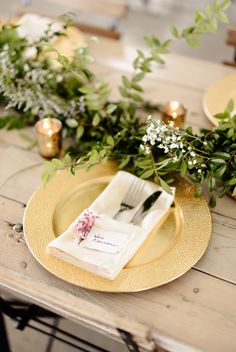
[{"x1": 0, "y1": 38, "x2": 236, "y2": 352}]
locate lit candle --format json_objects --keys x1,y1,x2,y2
[
  {"x1": 162, "y1": 100, "x2": 186, "y2": 128},
  {"x1": 35, "y1": 118, "x2": 62, "y2": 158}
]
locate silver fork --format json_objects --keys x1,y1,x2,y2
[{"x1": 113, "y1": 177, "x2": 145, "y2": 219}]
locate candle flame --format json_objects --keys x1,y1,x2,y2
[
  {"x1": 169, "y1": 100, "x2": 180, "y2": 111},
  {"x1": 43, "y1": 120, "x2": 50, "y2": 129},
  {"x1": 172, "y1": 112, "x2": 178, "y2": 119}
]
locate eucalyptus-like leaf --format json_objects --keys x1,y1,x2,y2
[
  {"x1": 118, "y1": 155, "x2": 131, "y2": 169},
  {"x1": 51, "y1": 158, "x2": 64, "y2": 168},
  {"x1": 122, "y1": 75, "x2": 131, "y2": 89},
  {"x1": 89, "y1": 149, "x2": 99, "y2": 164},
  {"x1": 106, "y1": 135, "x2": 115, "y2": 146},
  {"x1": 92, "y1": 113, "x2": 100, "y2": 126},
  {"x1": 180, "y1": 159, "x2": 187, "y2": 177},
  {"x1": 119, "y1": 86, "x2": 130, "y2": 98},
  {"x1": 159, "y1": 177, "x2": 173, "y2": 195},
  {"x1": 226, "y1": 99, "x2": 234, "y2": 114},
  {"x1": 130, "y1": 93, "x2": 143, "y2": 102},
  {"x1": 76, "y1": 125, "x2": 84, "y2": 140},
  {"x1": 106, "y1": 104, "x2": 117, "y2": 114},
  {"x1": 132, "y1": 72, "x2": 145, "y2": 83},
  {"x1": 66, "y1": 118, "x2": 78, "y2": 128},
  {"x1": 209, "y1": 195, "x2": 216, "y2": 207},
  {"x1": 170, "y1": 25, "x2": 179, "y2": 38},
  {"x1": 140, "y1": 169, "x2": 154, "y2": 179}
]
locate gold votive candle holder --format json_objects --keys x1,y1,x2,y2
[
  {"x1": 35, "y1": 118, "x2": 62, "y2": 158},
  {"x1": 162, "y1": 100, "x2": 186, "y2": 128}
]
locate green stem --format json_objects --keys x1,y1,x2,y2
[{"x1": 150, "y1": 149, "x2": 159, "y2": 180}]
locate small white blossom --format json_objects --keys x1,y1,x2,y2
[
  {"x1": 3, "y1": 44, "x2": 9, "y2": 50},
  {"x1": 56, "y1": 75, "x2": 63, "y2": 83},
  {"x1": 24, "y1": 47, "x2": 37, "y2": 59},
  {"x1": 164, "y1": 147, "x2": 169, "y2": 153},
  {"x1": 23, "y1": 64, "x2": 30, "y2": 72},
  {"x1": 140, "y1": 116, "x2": 187, "y2": 156},
  {"x1": 190, "y1": 151, "x2": 196, "y2": 157},
  {"x1": 142, "y1": 135, "x2": 148, "y2": 143},
  {"x1": 193, "y1": 159, "x2": 197, "y2": 165}
]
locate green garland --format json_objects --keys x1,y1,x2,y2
[{"x1": 0, "y1": 0, "x2": 235, "y2": 205}]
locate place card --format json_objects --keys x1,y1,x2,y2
[{"x1": 82, "y1": 227, "x2": 130, "y2": 254}]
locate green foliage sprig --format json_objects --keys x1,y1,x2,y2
[
  {"x1": 0, "y1": 0, "x2": 234, "y2": 204},
  {"x1": 119, "y1": 0, "x2": 231, "y2": 104},
  {"x1": 42, "y1": 100, "x2": 236, "y2": 205}
]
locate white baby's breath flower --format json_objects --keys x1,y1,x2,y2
[
  {"x1": 56, "y1": 75, "x2": 63, "y2": 83},
  {"x1": 140, "y1": 116, "x2": 187, "y2": 156},
  {"x1": 24, "y1": 47, "x2": 37, "y2": 59},
  {"x1": 142, "y1": 135, "x2": 148, "y2": 143},
  {"x1": 23, "y1": 64, "x2": 30, "y2": 72}
]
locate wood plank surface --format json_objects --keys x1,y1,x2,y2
[
  {"x1": 0, "y1": 205, "x2": 235, "y2": 352},
  {"x1": 0, "y1": 38, "x2": 236, "y2": 352},
  {"x1": 0, "y1": 165, "x2": 235, "y2": 351}
]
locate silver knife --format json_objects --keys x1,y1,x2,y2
[{"x1": 131, "y1": 190, "x2": 162, "y2": 225}]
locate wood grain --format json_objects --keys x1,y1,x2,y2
[
  {"x1": 0, "y1": 45, "x2": 236, "y2": 352},
  {"x1": 0, "y1": 211, "x2": 235, "y2": 352}
]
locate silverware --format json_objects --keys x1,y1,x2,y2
[
  {"x1": 113, "y1": 177, "x2": 145, "y2": 219},
  {"x1": 131, "y1": 190, "x2": 162, "y2": 225}
]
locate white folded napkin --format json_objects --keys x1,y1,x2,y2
[{"x1": 47, "y1": 171, "x2": 175, "y2": 280}]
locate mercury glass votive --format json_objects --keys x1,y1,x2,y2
[
  {"x1": 35, "y1": 118, "x2": 62, "y2": 158},
  {"x1": 162, "y1": 100, "x2": 186, "y2": 128}
]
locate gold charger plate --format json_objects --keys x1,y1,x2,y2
[
  {"x1": 203, "y1": 72, "x2": 236, "y2": 126},
  {"x1": 24, "y1": 163, "x2": 212, "y2": 292}
]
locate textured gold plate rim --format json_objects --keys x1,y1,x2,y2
[
  {"x1": 23, "y1": 163, "x2": 212, "y2": 292},
  {"x1": 203, "y1": 72, "x2": 236, "y2": 126}
]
